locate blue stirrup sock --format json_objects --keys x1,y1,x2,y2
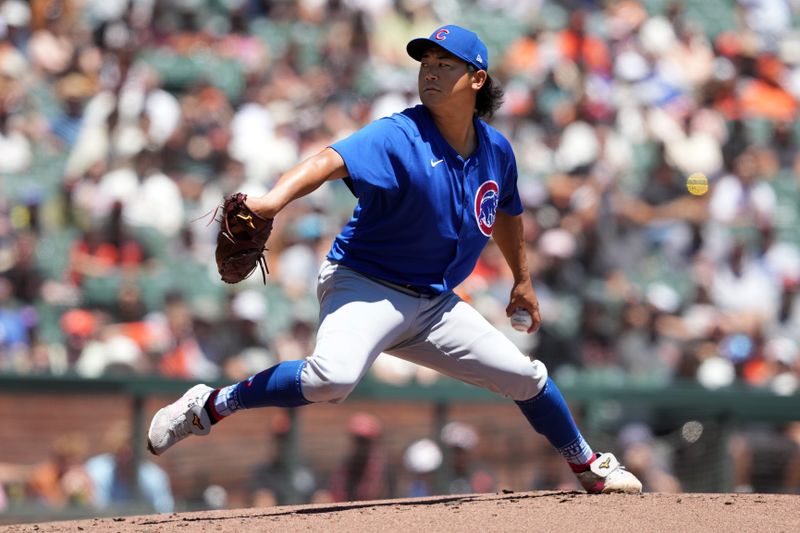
[
  {"x1": 515, "y1": 377, "x2": 594, "y2": 466},
  {"x1": 205, "y1": 360, "x2": 311, "y2": 423}
]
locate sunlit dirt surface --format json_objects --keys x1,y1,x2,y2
[{"x1": 2, "y1": 491, "x2": 797, "y2": 533}]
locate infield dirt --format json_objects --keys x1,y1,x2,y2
[{"x1": 1, "y1": 491, "x2": 797, "y2": 533}]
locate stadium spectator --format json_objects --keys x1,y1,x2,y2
[
  {"x1": 249, "y1": 410, "x2": 321, "y2": 507},
  {"x1": 327, "y1": 413, "x2": 391, "y2": 502},
  {"x1": 27, "y1": 434, "x2": 94, "y2": 509},
  {"x1": 65, "y1": 203, "x2": 149, "y2": 288},
  {"x1": 85, "y1": 422, "x2": 174, "y2": 514},
  {"x1": 4, "y1": 232, "x2": 44, "y2": 305},
  {"x1": 439, "y1": 421, "x2": 496, "y2": 495},
  {"x1": 0, "y1": 462, "x2": 30, "y2": 511},
  {"x1": 215, "y1": 289, "x2": 276, "y2": 380},
  {"x1": 0, "y1": 87, "x2": 31, "y2": 174},
  {"x1": 729, "y1": 422, "x2": 800, "y2": 494},
  {"x1": 156, "y1": 291, "x2": 219, "y2": 380},
  {"x1": 59, "y1": 307, "x2": 103, "y2": 371},
  {"x1": 618, "y1": 423, "x2": 682, "y2": 493},
  {"x1": 74, "y1": 330, "x2": 146, "y2": 378},
  {"x1": 401, "y1": 437, "x2": 442, "y2": 498},
  {"x1": 0, "y1": 277, "x2": 33, "y2": 372}
]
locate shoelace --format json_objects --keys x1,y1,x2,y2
[
  {"x1": 607, "y1": 463, "x2": 630, "y2": 475},
  {"x1": 168, "y1": 412, "x2": 191, "y2": 440},
  {"x1": 167, "y1": 392, "x2": 208, "y2": 440}
]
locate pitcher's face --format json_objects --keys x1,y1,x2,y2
[{"x1": 418, "y1": 48, "x2": 482, "y2": 109}]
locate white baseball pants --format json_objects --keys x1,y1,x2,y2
[{"x1": 300, "y1": 260, "x2": 548, "y2": 403}]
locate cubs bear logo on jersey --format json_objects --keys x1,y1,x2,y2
[{"x1": 474, "y1": 180, "x2": 499, "y2": 236}]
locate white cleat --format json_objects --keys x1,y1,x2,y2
[
  {"x1": 575, "y1": 452, "x2": 643, "y2": 494},
  {"x1": 147, "y1": 384, "x2": 214, "y2": 456}
]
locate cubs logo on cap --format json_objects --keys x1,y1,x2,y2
[{"x1": 407, "y1": 24, "x2": 489, "y2": 71}]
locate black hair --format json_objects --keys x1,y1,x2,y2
[{"x1": 469, "y1": 66, "x2": 504, "y2": 120}]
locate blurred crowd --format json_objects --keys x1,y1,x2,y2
[
  {"x1": 1, "y1": 422, "x2": 174, "y2": 514},
  {"x1": 0, "y1": 412, "x2": 540, "y2": 513},
  {"x1": 1, "y1": 0, "x2": 799, "y2": 391},
  {"x1": 6, "y1": 407, "x2": 797, "y2": 514},
  {"x1": 2, "y1": 0, "x2": 800, "y2": 513},
  {"x1": 0, "y1": 410, "x2": 703, "y2": 514}
]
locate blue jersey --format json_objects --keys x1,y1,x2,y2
[{"x1": 328, "y1": 105, "x2": 522, "y2": 293}]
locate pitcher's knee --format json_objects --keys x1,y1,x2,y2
[
  {"x1": 300, "y1": 358, "x2": 361, "y2": 403},
  {"x1": 305, "y1": 379, "x2": 358, "y2": 403},
  {"x1": 504, "y1": 359, "x2": 548, "y2": 402}
]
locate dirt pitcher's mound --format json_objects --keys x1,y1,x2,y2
[{"x1": 2, "y1": 492, "x2": 798, "y2": 533}]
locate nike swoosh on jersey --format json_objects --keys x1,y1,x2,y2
[{"x1": 430, "y1": 159, "x2": 445, "y2": 168}]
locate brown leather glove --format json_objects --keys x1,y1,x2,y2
[{"x1": 215, "y1": 193, "x2": 273, "y2": 284}]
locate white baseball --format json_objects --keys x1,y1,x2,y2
[{"x1": 510, "y1": 308, "x2": 532, "y2": 332}]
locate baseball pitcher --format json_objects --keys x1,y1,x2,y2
[{"x1": 148, "y1": 25, "x2": 642, "y2": 495}]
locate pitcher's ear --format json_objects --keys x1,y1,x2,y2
[{"x1": 471, "y1": 68, "x2": 487, "y2": 90}]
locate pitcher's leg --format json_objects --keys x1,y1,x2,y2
[
  {"x1": 389, "y1": 295, "x2": 641, "y2": 493},
  {"x1": 391, "y1": 327, "x2": 593, "y2": 466},
  {"x1": 388, "y1": 294, "x2": 547, "y2": 400},
  {"x1": 213, "y1": 262, "x2": 418, "y2": 414},
  {"x1": 389, "y1": 299, "x2": 589, "y2": 461},
  {"x1": 515, "y1": 377, "x2": 592, "y2": 464},
  {"x1": 300, "y1": 262, "x2": 421, "y2": 403},
  {"x1": 148, "y1": 360, "x2": 314, "y2": 456},
  {"x1": 206, "y1": 360, "x2": 311, "y2": 421},
  {"x1": 148, "y1": 261, "x2": 416, "y2": 456},
  {"x1": 300, "y1": 297, "x2": 407, "y2": 403}
]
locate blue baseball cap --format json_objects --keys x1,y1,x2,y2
[{"x1": 407, "y1": 25, "x2": 489, "y2": 71}]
